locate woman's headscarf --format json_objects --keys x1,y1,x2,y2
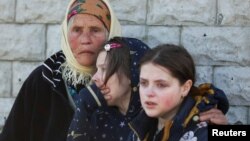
[{"x1": 61, "y1": 0, "x2": 122, "y2": 86}]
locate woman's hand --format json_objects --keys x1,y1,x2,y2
[{"x1": 199, "y1": 108, "x2": 228, "y2": 125}]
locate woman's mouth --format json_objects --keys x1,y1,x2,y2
[{"x1": 80, "y1": 50, "x2": 94, "y2": 54}]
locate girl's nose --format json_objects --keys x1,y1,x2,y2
[
  {"x1": 143, "y1": 87, "x2": 155, "y2": 97},
  {"x1": 145, "y1": 92, "x2": 155, "y2": 97},
  {"x1": 92, "y1": 72, "x2": 104, "y2": 88},
  {"x1": 92, "y1": 72, "x2": 99, "y2": 83},
  {"x1": 140, "y1": 87, "x2": 155, "y2": 97}
]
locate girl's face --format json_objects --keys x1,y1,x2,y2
[
  {"x1": 139, "y1": 63, "x2": 191, "y2": 120},
  {"x1": 68, "y1": 14, "x2": 107, "y2": 67},
  {"x1": 92, "y1": 51, "x2": 131, "y2": 110}
]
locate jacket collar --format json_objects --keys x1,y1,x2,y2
[
  {"x1": 42, "y1": 51, "x2": 66, "y2": 88},
  {"x1": 129, "y1": 96, "x2": 196, "y2": 140}
]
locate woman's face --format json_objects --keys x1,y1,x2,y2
[
  {"x1": 139, "y1": 63, "x2": 190, "y2": 120},
  {"x1": 92, "y1": 51, "x2": 131, "y2": 108},
  {"x1": 68, "y1": 14, "x2": 107, "y2": 67}
]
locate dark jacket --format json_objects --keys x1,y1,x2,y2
[
  {"x1": 67, "y1": 84, "x2": 141, "y2": 141},
  {"x1": 127, "y1": 84, "x2": 229, "y2": 141},
  {"x1": 0, "y1": 51, "x2": 75, "y2": 141}
]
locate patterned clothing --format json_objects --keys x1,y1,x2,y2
[
  {"x1": 127, "y1": 84, "x2": 229, "y2": 141},
  {"x1": 67, "y1": 84, "x2": 141, "y2": 141}
]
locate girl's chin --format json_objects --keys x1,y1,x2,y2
[{"x1": 144, "y1": 111, "x2": 159, "y2": 118}]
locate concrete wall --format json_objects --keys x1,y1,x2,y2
[{"x1": 0, "y1": 0, "x2": 250, "y2": 129}]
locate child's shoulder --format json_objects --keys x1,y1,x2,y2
[{"x1": 180, "y1": 121, "x2": 208, "y2": 141}]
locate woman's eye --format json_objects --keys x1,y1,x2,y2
[
  {"x1": 91, "y1": 27, "x2": 101, "y2": 33},
  {"x1": 73, "y1": 28, "x2": 80, "y2": 32},
  {"x1": 71, "y1": 26, "x2": 81, "y2": 33}
]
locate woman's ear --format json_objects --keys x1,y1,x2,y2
[{"x1": 181, "y1": 80, "x2": 193, "y2": 97}]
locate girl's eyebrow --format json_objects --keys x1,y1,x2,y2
[
  {"x1": 140, "y1": 77, "x2": 167, "y2": 83},
  {"x1": 139, "y1": 77, "x2": 146, "y2": 81}
]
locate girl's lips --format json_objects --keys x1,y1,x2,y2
[{"x1": 145, "y1": 101, "x2": 157, "y2": 109}]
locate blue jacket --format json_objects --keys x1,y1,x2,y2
[{"x1": 67, "y1": 84, "x2": 141, "y2": 141}]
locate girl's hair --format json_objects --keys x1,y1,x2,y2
[
  {"x1": 103, "y1": 37, "x2": 131, "y2": 85},
  {"x1": 139, "y1": 44, "x2": 196, "y2": 85}
]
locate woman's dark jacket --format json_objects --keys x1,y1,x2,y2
[{"x1": 0, "y1": 51, "x2": 75, "y2": 141}]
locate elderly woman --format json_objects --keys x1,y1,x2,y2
[
  {"x1": 0, "y1": 0, "x2": 121, "y2": 141},
  {"x1": 0, "y1": 0, "x2": 227, "y2": 141}
]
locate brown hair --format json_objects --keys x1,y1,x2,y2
[
  {"x1": 139, "y1": 44, "x2": 196, "y2": 85},
  {"x1": 103, "y1": 37, "x2": 131, "y2": 85}
]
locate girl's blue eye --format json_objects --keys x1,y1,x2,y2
[{"x1": 157, "y1": 83, "x2": 167, "y2": 88}]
